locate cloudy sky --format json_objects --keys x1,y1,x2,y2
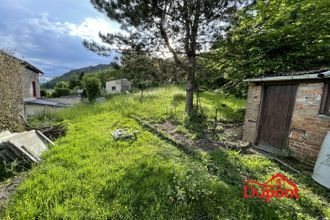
[{"x1": 0, "y1": 0, "x2": 120, "y2": 80}]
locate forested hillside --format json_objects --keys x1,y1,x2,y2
[{"x1": 42, "y1": 63, "x2": 116, "y2": 89}]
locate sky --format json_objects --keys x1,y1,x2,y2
[{"x1": 0, "y1": 0, "x2": 121, "y2": 81}]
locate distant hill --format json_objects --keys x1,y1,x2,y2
[{"x1": 42, "y1": 64, "x2": 114, "y2": 89}]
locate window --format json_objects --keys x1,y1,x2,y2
[
  {"x1": 320, "y1": 82, "x2": 330, "y2": 116},
  {"x1": 112, "y1": 86, "x2": 116, "y2": 91}
]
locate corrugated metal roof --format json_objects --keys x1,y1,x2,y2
[
  {"x1": 244, "y1": 69, "x2": 330, "y2": 82},
  {"x1": 24, "y1": 99, "x2": 66, "y2": 107},
  {"x1": 264, "y1": 69, "x2": 328, "y2": 77}
]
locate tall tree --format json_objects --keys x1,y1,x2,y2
[
  {"x1": 119, "y1": 53, "x2": 185, "y2": 85},
  {"x1": 208, "y1": 0, "x2": 330, "y2": 97},
  {"x1": 84, "y1": 0, "x2": 241, "y2": 112}
]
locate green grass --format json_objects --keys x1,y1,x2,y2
[{"x1": 1, "y1": 86, "x2": 329, "y2": 219}]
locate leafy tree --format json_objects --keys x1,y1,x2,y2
[
  {"x1": 55, "y1": 81, "x2": 69, "y2": 89},
  {"x1": 208, "y1": 0, "x2": 330, "y2": 97},
  {"x1": 119, "y1": 52, "x2": 185, "y2": 87},
  {"x1": 84, "y1": 0, "x2": 243, "y2": 112},
  {"x1": 83, "y1": 77, "x2": 101, "y2": 102},
  {"x1": 69, "y1": 78, "x2": 79, "y2": 90},
  {"x1": 95, "y1": 69, "x2": 121, "y2": 87},
  {"x1": 51, "y1": 81, "x2": 71, "y2": 97}
]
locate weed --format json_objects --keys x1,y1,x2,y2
[{"x1": 184, "y1": 108, "x2": 208, "y2": 138}]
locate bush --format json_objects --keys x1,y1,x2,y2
[
  {"x1": 40, "y1": 89, "x2": 47, "y2": 97},
  {"x1": 55, "y1": 81, "x2": 69, "y2": 89},
  {"x1": 52, "y1": 88, "x2": 70, "y2": 97},
  {"x1": 84, "y1": 77, "x2": 101, "y2": 102}
]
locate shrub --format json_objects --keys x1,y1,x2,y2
[
  {"x1": 84, "y1": 77, "x2": 101, "y2": 102},
  {"x1": 52, "y1": 88, "x2": 71, "y2": 98},
  {"x1": 40, "y1": 89, "x2": 47, "y2": 97},
  {"x1": 55, "y1": 81, "x2": 69, "y2": 89},
  {"x1": 184, "y1": 108, "x2": 208, "y2": 137}
]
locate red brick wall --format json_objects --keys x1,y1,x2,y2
[
  {"x1": 243, "y1": 85, "x2": 262, "y2": 143},
  {"x1": 289, "y1": 82, "x2": 330, "y2": 165},
  {"x1": 243, "y1": 82, "x2": 330, "y2": 165}
]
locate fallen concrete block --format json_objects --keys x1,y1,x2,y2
[
  {"x1": 0, "y1": 130, "x2": 12, "y2": 139},
  {"x1": 0, "y1": 130, "x2": 54, "y2": 164}
]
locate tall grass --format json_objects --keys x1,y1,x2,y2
[{"x1": 1, "y1": 86, "x2": 329, "y2": 219}]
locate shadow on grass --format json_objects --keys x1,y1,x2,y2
[
  {"x1": 200, "y1": 92, "x2": 245, "y2": 121},
  {"x1": 207, "y1": 149, "x2": 329, "y2": 219},
  {"x1": 97, "y1": 155, "x2": 245, "y2": 219},
  {"x1": 0, "y1": 162, "x2": 26, "y2": 182},
  {"x1": 183, "y1": 108, "x2": 208, "y2": 138},
  {"x1": 96, "y1": 147, "x2": 301, "y2": 219},
  {"x1": 133, "y1": 114, "x2": 329, "y2": 218}
]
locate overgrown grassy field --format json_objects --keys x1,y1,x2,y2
[{"x1": 1, "y1": 86, "x2": 329, "y2": 219}]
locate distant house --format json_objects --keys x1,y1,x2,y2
[
  {"x1": 18, "y1": 58, "x2": 66, "y2": 117},
  {"x1": 21, "y1": 59, "x2": 43, "y2": 99},
  {"x1": 243, "y1": 69, "x2": 330, "y2": 165},
  {"x1": 106, "y1": 78, "x2": 132, "y2": 94},
  {"x1": 0, "y1": 53, "x2": 66, "y2": 118}
]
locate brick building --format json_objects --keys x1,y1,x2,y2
[{"x1": 243, "y1": 69, "x2": 330, "y2": 165}]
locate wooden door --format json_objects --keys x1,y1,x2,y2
[
  {"x1": 258, "y1": 84, "x2": 298, "y2": 151},
  {"x1": 32, "y1": 81, "x2": 37, "y2": 97}
]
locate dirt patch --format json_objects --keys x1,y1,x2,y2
[
  {"x1": 154, "y1": 121, "x2": 250, "y2": 152},
  {"x1": 0, "y1": 175, "x2": 25, "y2": 211}
]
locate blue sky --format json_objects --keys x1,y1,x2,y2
[{"x1": 0, "y1": 0, "x2": 121, "y2": 80}]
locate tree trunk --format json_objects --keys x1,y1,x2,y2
[
  {"x1": 185, "y1": 79, "x2": 194, "y2": 112},
  {"x1": 185, "y1": 55, "x2": 196, "y2": 113}
]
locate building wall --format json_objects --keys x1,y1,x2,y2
[
  {"x1": 106, "y1": 80, "x2": 122, "y2": 94},
  {"x1": 243, "y1": 82, "x2": 330, "y2": 165},
  {"x1": 0, "y1": 53, "x2": 24, "y2": 131},
  {"x1": 242, "y1": 84, "x2": 262, "y2": 143},
  {"x1": 289, "y1": 82, "x2": 330, "y2": 165},
  {"x1": 120, "y1": 79, "x2": 132, "y2": 92},
  {"x1": 24, "y1": 104, "x2": 62, "y2": 117},
  {"x1": 22, "y1": 68, "x2": 40, "y2": 99},
  {"x1": 106, "y1": 79, "x2": 131, "y2": 94}
]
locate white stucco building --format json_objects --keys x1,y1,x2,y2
[{"x1": 106, "y1": 78, "x2": 132, "y2": 94}]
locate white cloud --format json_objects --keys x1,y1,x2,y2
[
  {"x1": 67, "y1": 17, "x2": 119, "y2": 43},
  {"x1": 28, "y1": 14, "x2": 120, "y2": 43},
  {"x1": 0, "y1": 12, "x2": 114, "y2": 77},
  {"x1": 28, "y1": 13, "x2": 69, "y2": 36}
]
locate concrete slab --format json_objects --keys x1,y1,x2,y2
[
  {"x1": 0, "y1": 130, "x2": 54, "y2": 164},
  {"x1": 0, "y1": 130, "x2": 12, "y2": 139}
]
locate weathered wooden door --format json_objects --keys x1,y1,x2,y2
[{"x1": 258, "y1": 84, "x2": 298, "y2": 151}]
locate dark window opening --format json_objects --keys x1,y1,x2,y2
[
  {"x1": 32, "y1": 81, "x2": 37, "y2": 97},
  {"x1": 320, "y1": 82, "x2": 330, "y2": 116},
  {"x1": 112, "y1": 86, "x2": 116, "y2": 91}
]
